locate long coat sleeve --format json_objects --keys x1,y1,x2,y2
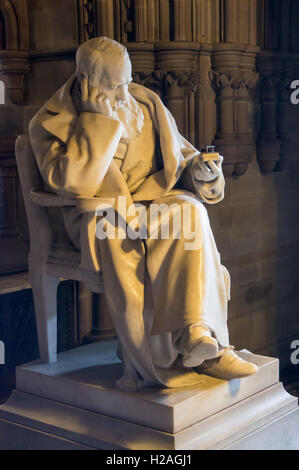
[
  {"x1": 29, "y1": 76, "x2": 225, "y2": 273},
  {"x1": 30, "y1": 110, "x2": 123, "y2": 197}
]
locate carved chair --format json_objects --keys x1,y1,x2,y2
[{"x1": 15, "y1": 134, "x2": 112, "y2": 363}]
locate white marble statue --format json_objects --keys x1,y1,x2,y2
[{"x1": 29, "y1": 37, "x2": 258, "y2": 390}]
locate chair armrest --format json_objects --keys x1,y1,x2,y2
[
  {"x1": 30, "y1": 189, "x2": 76, "y2": 207},
  {"x1": 75, "y1": 196, "x2": 116, "y2": 212},
  {"x1": 30, "y1": 189, "x2": 115, "y2": 212}
]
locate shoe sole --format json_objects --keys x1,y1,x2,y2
[{"x1": 199, "y1": 365, "x2": 259, "y2": 380}]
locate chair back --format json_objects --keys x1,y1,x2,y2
[{"x1": 15, "y1": 135, "x2": 53, "y2": 258}]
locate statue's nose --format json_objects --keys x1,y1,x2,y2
[{"x1": 117, "y1": 85, "x2": 128, "y2": 103}]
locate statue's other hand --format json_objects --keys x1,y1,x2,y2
[
  {"x1": 192, "y1": 154, "x2": 223, "y2": 183},
  {"x1": 81, "y1": 77, "x2": 113, "y2": 117}
]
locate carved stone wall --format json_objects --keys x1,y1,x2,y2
[
  {"x1": 81, "y1": 0, "x2": 261, "y2": 176},
  {"x1": 0, "y1": 0, "x2": 29, "y2": 105},
  {"x1": 0, "y1": 136, "x2": 29, "y2": 274},
  {"x1": 257, "y1": 0, "x2": 299, "y2": 172},
  {"x1": 211, "y1": 45, "x2": 259, "y2": 176},
  {"x1": 0, "y1": 1, "x2": 31, "y2": 275}
]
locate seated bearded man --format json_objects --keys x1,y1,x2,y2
[{"x1": 29, "y1": 37, "x2": 258, "y2": 390}]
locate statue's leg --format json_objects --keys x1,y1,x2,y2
[
  {"x1": 96, "y1": 233, "x2": 159, "y2": 389},
  {"x1": 144, "y1": 193, "x2": 258, "y2": 376},
  {"x1": 144, "y1": 193, "x2": 230, "y2": 348}
]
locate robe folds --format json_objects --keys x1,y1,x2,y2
[{"x1": 29, "y1": 75, "x2": 231, "y2": 388}]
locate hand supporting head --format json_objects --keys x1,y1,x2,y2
[
  {"x1": 74, "y1": 37, "x2": 144, "y2": 140},
  {"x1": 75, "y1": 36, "x2": 132, "y2": 115}
]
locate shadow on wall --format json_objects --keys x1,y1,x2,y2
[{"x1": 276, "y1": 141, "x2": 299, "y2": 386}]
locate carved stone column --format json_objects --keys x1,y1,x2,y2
[
  {"x1": 212, "y1": 69, "x2": 241, "y2": 176},
  {"x1": 155, "y1": 43, "x2": 200, "y2": 140},
  {"x1": 77, "y1": 0, "x2": 97, "y2": 43},
  {"x1": 236, "y1": 50, "x2": 259, "y2": 176},
  {"x1": 0, "y1": 50, "x2": 29, "y2": 105},
  {"x1": 257, "y1": 0, "x2": 299, "y2": 173},
  {"x1": 172, "y1": 0, "x2": 192, "y2": 42},
  {"x1": 212, "y1": 45, "x2": 259, "y2": 177},
  {"x1": 277, "y1": 53, "x2": 299, "y2": 169},
  {"x1": 158, "y1": 0, "x2": 170, "y2": 42},
  {"x1": 134, "y1": 0, "x2": 159, "y2": 42},
  {"x1": 126, "y1": 42, "x2": 164, "y2": 98},
  {"x1": 96, "y1": 0, "x2": 115, "y2": 38},
  {"x1": 223, "y1": 0, "x2": 259, "y2": 45},
  {"x1": 0, "y1": 0, "x2": 29, "y2": 105},
  {"x1": 76, "y1": 283, "x2": 93, "y2": 344},
  {"x1": 256, "y1": 52, "x2": 282, "y2": 173},
  {"x1": 87, "y1": 294, "x2": 116, "y2": 342},
  {"x1": 195, "y1": 46, "x2": 216, "y2": 149},
  {"x1": 77, "y1": 285, "x2": 116, "y2": 344},
  {"x1": 126, "y1": 42, "x2": 155, "y2": 79},
  {"x1": 192, "y1": 0, "x2": 220, "y2": 43}
]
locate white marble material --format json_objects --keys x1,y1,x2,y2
[
  {"x1": 0, "y1": 342, "x2": 299, "y2": 450},
  {"x1": 0, "y1": 342, "x2": 298, "y2": 449},
  {"x1": 27, "y1": 37, "x2": 255, "y2": 389},
  {"x1": 0, "y1": 385, "x2": 297, "y2": 450},
  {"x1": 14, "y1": 341, "x2": 279, "y2": 434}
]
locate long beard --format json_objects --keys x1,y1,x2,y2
[
  {"x1": 111, "y1": 94, "x2": 144, "y2": 142},
  {"x1": 71, "y1": 79, "x2": 144, "y2": 141}
]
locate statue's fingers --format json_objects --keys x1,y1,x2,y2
[
  {"x1": 200, "y1": 161, "x2": 212, "y2": 177},
  {"x1": 81, "y1": 76, "x2": 88, "y2": 102},
  {"x1": 104, "y1": 98, "x2": 112, "y2": 114},
  {"x1": 208, "y1": 161, "x2": 221, "y2": 174},
  {"x1": 97, "y1": 94, "x2": 107, "y2": 103},
  {"x1": 90, "y1": 86, "x2": 100, "y2": 102},
  {"x1": 195, "y1": 159, "x2": 206, "y2": 171},
  {"x1": 194, "y1": 165, "x2": 210, "y2": 181}
]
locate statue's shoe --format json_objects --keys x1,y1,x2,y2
[
  {"x1": 197, "y1": 349, "x2": 259, "y2": 380},
  {"x1": 180, "y1": 326, "x2": 219, "y2": 368}
]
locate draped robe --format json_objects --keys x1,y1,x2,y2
[{"x1": 29, "y1": 75, "x2": 231, "y2": 388}]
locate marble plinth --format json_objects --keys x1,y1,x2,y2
[{"x1": 0, "y1": 341, "x2": 298, "y2": 449}]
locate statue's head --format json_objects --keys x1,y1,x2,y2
[
  {"x1": 75, "y1": 36, "x2": 132, "y2": 107},
  {"x1": 75, "y1": 37, "x2": 144, "y2": 141}
]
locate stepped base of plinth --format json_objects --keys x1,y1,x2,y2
[{"x1": 0, "y1": 341, "x2": 298, "y2": 450}]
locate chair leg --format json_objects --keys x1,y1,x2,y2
[{"x1": 29, "y1": 258, "x2": 59, "y2": 363}]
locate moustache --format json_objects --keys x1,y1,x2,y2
[{"x1": 110, "y1": 99, "x2": 129, "y2": 111}]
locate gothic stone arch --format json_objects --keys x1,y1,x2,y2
[{"x1": 0, "y1": 0, "x2": 29, "y2": 105}]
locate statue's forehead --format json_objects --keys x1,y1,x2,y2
[
  {"x1": 102, "y1": 53, "x2": 131, "y2": 71},
  {"x1": 100, "y1": 55, "x2": 132, "y2": 86}
]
